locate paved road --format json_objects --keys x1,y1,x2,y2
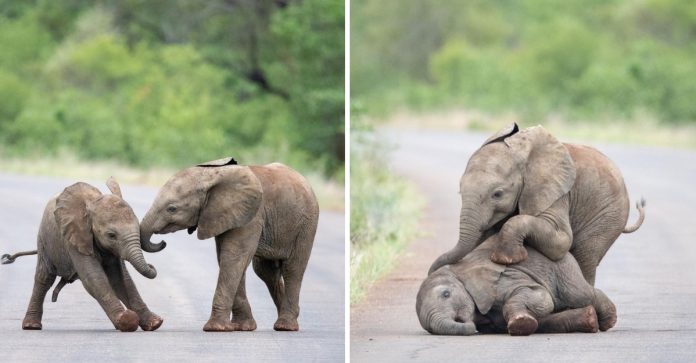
[
  {"x1": 351, "y1": 127, "x2": 696, "y2": 362},
  {"x1": 0, "y1": 173, "x2": 344, "y2": 362}
]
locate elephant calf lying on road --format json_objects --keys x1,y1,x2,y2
[
  {"x1": 1, "y1": 178, "x2": 162, "y2": 332},
  {"x1": 417, "y1": 235, "x2": 617, "y2": 336}
]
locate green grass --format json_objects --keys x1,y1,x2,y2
[
  {"x1": 350, "y1": 133, "x2": 423, "y2": 305},
  {"x1": 0, "y1": 150, "x2": 344, "y2": 211}
]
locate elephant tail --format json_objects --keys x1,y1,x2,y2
[
  {"x1": 622, "y1": 198, "x2": 646, "y2": 234},
  {"x1": 1, "y1": 250, "x2": 38, "y2": 265}
]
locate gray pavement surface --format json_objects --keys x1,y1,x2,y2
[
  {"x1": 351, "y1": 127, "x2": 696, "y2": 362},
  {"x1": 0, "y1": 173, "x2": 344, "y2": 362}
]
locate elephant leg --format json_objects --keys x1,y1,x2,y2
[
  {"x1": 492, "y1": 196, "x2": 572, "y2": 265},
  {"x1": 22, "y1": 262, "x2": 56, "y2": 330},
  {"x1": 203, "y1": 225, "x2": 260, "y2": 332},
  {"x1": 105, "y1": 261, "x2": 163, "y2": 331},
  {"x1": 502, "y1": 286, "x2": 553, "y2": 336},
  {"x1": 68, "y1": 250, "x2": 138, "y2": 332},
  {"x1": 274, "y1": 223, "x2": 316, "y2": 332},
  {"x1": 252, "y1": 256, "x2": 285, "y2": 314},
  {"x1": 593, "y1": 288, "x2": 617, "y2": 331},
  {"x1": 229, "y1": 271, "x2": 257, "y2": 331},
  {"x1": 537, "y1": 306, "x2": 599, "y2": 333}
]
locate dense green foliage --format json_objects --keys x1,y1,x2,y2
[
  {"x1": 0, "y1": 0, "x2": 344, "y2": 177},
  {"x1": 352, "y1": 0, "x2": 696, "y2": 124}
]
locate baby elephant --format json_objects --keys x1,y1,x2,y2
[
  {"x1": 416, "y1": 235, "x2": 617, "y2": 336},
  {"x1": 1, "y1": 178, "x2": 162, "y2": 332},
  {"x1": 139, "y1": 158, "x2": 319, "y2": 332}
]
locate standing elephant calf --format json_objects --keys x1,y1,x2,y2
[
  {"x1": 417, "y1": 235, "x2": 617, "y2": 336},
  {"x1": 139, "y1": 157, "x2": 319, "y2": 332},
  {"x1": 1, "y1": 179, "x2": 162, "y2": 332}
]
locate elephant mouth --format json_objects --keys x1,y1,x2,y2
[
  {"x1": 187, "y1": 225, "x2": 198, "y2": 235},
  {"x1": 158, "y1": 223, "x2": 182, "y2": 234}
]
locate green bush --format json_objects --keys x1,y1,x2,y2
[{"x1": 0, "y1": 1, "x2": 344, "y2": 179}]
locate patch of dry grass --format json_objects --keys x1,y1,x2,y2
[
  {"x1": 0, "y1": 151, "x2": 344, "y2": 211},
  {"x1": 381, "y1": 108, "x2": 696, "y2": 149}
]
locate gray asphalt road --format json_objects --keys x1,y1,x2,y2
[
  {"x1": 351, "y1": 127, "x2": 696, "y2": 362},
  {"x1": 0, "y1": 173, "x2": 344, "y2": 362}
]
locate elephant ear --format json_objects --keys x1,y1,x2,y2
[
  {"x1": 504, "y1": 125, "x2": 576, "y2": 216},
  {"x1": 106, "y1": 176, "x2": 122, "y2": 198},
  {"x1": 54, "y1": 183, "x2": 102, "y2": 256},
  {"x1": 482, "y1": 123, "x2": 519, "y2": 146},
  {"x1": 450, "y1": 248, "x2": 505, "y2": 315},
  {"x1": 197, "y1": 165, "x2": 263, "y2": 240},
  {"x1": 197, "y1": 157, "x2": 238, "y2": 167}
]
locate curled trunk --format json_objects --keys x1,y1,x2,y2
[
  {"x1": 429, "y1": 316, "x2": 477, "y2": 335},
  {"x1": 122, "y1": 238, "x2": 157, "y2": 279},
  {"x1": 140, "y1": 212, "x2": 166, "y2": 253}
]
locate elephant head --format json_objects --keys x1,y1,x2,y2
[
  {"x1": 139, "y1": 157, "x2": 263, "y2": 252},
  {"x1": 428, "y1": 123, "x2": 576, "y2": 274},
  {"x1": 416, "y1": 267, "x2": 477, "y2": 335},
  {"x1": 54, "y1": 178, "x2": 157, "y2": 279}
]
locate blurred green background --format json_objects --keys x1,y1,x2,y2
[
  {"x1": 352, "y1": 0, "x2": 696, "y2": 132},
  {"x1": 0, "y1": 0, "x2": 344, "y2": 185}
]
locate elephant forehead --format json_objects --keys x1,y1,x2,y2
[
  {"x1": 466, "y1": 145, "x2": 519, "y2": 175},
  {"x1": 93, "y1": 197, "x2": 137, "y2": 222}
]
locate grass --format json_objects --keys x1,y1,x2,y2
[
  {"x1": 381, "y1": 108, "x2": 696, "y2": 149},
  {"x1": 0, "y1": 150, "x2": 344, "y2": 211},
  {"x1": 350, "y1": 134, "x2": 423, "y2": 305}
]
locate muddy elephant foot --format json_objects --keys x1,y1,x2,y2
[
  {"x1": 230, "y1": 318, "x2": 257, "y2": 331},
  {"x1": 22, "y1": 318, "x2": 42, "y2": 330},
  {"x1": 507, "y1": 313, "x2": 538, "y2": 336},
  {"x1": 139, "y1": 311, "x2": 164, "y2": 331},
  {"x1": 115, "y1": 310, "x2": 139, "y2": 332},
  {"x1": 273, "y1": 318, "x2": 299, "y2": 331},
  {"x1": 491, "y1": 242, "x2": 528, "y2": 265},
  {"x1": 203, "y1": 317, "x2": 234, "y2": 332}
]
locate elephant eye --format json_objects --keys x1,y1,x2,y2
[
  {"x1": 492, "y1": 190, "x2": 503, "y2": 199},
  {"x1": 106, "y1": 231, "x2": 117, "y2": 239},
  {"x1": 166, "y1": 206, "x2": 177, "y2": 213},
  {"x1": 441, "y1": 290, "x2": 451, "y2": 298}
]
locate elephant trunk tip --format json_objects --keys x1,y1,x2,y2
[{"x1": 143, "y1": 264, "x2": 157, "y2": 279}]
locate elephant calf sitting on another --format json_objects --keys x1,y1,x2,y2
[
  {"x1": 416, "y1": 235, "x2": 617, "y2": 336},
  {"x1": 1, "y1": 178, "x2": 162, "y2": 332}
]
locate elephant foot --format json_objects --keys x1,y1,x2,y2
[
  {"x1": 491, "y1": 242, "x2": 528, "y2": 265},
  {"x1": 230, "y1": 318, "x2": 257, "y2": 331},
  {"x1": 22, "y1": 318, "x2": 42, "y2": 330},
  {"x1": 203, "y1": 317, "x2": 234, "y2": 332},
  {"x1": 273, "y1": 317, "x2": 299, "y2": 331},
  {"x1": 139, "y1": 311, "x2": 164, "y2": 331},
  {"x1": 507, "y1": 313, "x2": 538, "y2": 336},
  {"x1": 598, "y1": 305, "x2": 617, "y2": 332},
  {"x1": 575, "y1": 306, "x2": 599, "y2": 333},
  {"x1": 115, "y1": 310, "x2": 139, "y2": 332}
]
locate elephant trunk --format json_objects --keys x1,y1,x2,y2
[
  {"x1": 429, "y1": 314, "x2": 477, "y2": 336},
  {"x1": 428, "y1": 204, "x2": 483, "y2": 274},
  {"x1": 140, "y1": 212, "x2": 167, "y2": 253},
  {"x1": 122, "y1": 237, "x2": 157, "y2": 279}
]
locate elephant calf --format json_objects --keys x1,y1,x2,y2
[
  {"x1": 417, "y1": 235, "x2": 617, "y2": 336},
  {"x1": 139, "y1": 157, "x2": 319, "y2": 332},
  {"x1": 1, "y1": 178, "x2": 162, "y2": 332}
]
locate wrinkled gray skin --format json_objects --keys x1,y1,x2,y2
[
  {"x1": 140, "y1": 158, "x2": 319, "y2": 332},
  {"x1": 417, "y1": 236, "x2": 618, "y2": 336},
  {"x1": 18, "y1": 178, "x2": 162, "y2": 332},
  {"x1": 429, "y1": 123, "x2": 646, "y2": 285}
]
